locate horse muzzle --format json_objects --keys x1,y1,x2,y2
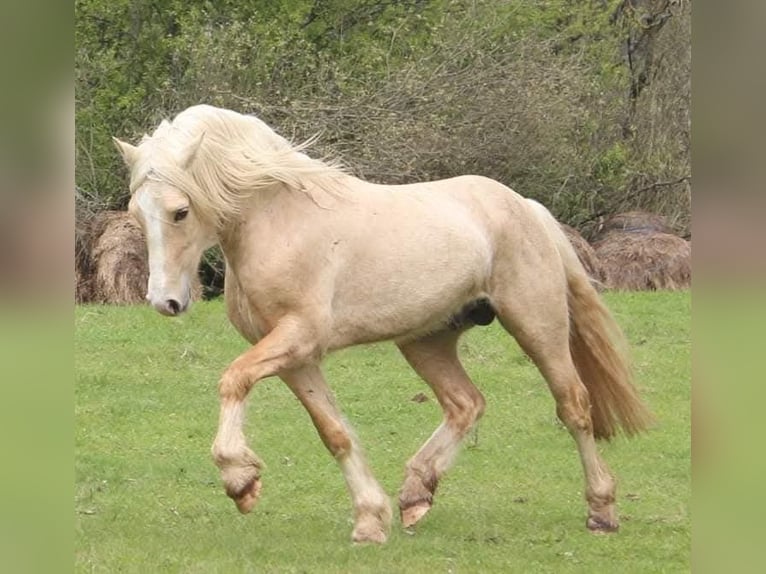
[{"x1": 150, "y1": 296, "x2": 190, "y2": 317}]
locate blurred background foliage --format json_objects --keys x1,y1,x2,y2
[{"x1": 76, "y1": 0, "x2": 690, "y2": 236}]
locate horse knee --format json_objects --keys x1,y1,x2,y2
[{"x1": 218, "y1": 368, "x2": 248, "y2": 401}]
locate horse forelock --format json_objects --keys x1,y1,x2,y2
[{"x1": 127, "y1": 137, "x2": 183, "y2": 193}]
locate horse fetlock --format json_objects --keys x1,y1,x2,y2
[
  {"x1": 399, "y1": 472, "x2": 436, "y2": 527},
  {"x1": 354, "y1": 487, "x2": 392, "y2": 520},
  {"x1": 398, "y1": 485, "x2": 434, "y2": 511},
  {"x1": 585, "y1": 487, "x2": 618, "y2": 533},
  {"x1": 400, "y1": 466, "x2": 438, "y2": 499},
  {"x1": 212, "y1": 442, "x2": 262, "y2": 469},
  {"x1": 585, "y1": 477, "x2": 616, "y2": 510},
  {"x1": 220, "y1": 461, "x2": 260, "y2": 491}
]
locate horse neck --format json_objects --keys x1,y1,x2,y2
[
  {"x1": 214, "y1": 180, "x2": 300, "y2": 267},
  {"x1": 214, "y1": 170, "x2": 354, "y2": 267}
]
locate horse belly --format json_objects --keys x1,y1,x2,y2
[{"x1": 328, "y1": 227, "x2": 492, "y2": 347}]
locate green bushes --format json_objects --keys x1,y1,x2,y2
[{"x1": 76, "y1": 0, "x2": 690, "y2": 235}]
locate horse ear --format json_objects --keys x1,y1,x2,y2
[
  {"x1": 113, "y1": 137, "x2": 139, "y2": 167},
  {"x1": 179, "y1": 131, "x2": 205, "y2": 169}
]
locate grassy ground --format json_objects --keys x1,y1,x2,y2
[{"x1": 75, "y1": 291, "x2": 690, "y2": 573}]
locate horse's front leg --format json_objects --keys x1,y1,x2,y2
[
  {"x1": 211, "y1": 317, "x2": 320, "y2": 514},
  {"x1": 281, "y1": 366, "x2": 392, "y2": 543}
]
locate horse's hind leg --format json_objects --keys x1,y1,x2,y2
[
  {"x1": 396, "y1": 330, "x2": 486, "y2": 528},
  {"x1": 281, "y1": 365, "x2": 392, "y2": 543},
  {"x1": 492, "y1": 281, "x2": 619, "y2": 532}
]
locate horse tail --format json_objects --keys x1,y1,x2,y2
[{"x1": 526, "y1": 200, "x2": 653, "y2": 440}]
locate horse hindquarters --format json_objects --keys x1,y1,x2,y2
[
  {"x1": 489, "y1": 202, "x2": 649, "y2": 532},
  {"x1": 530, "y1": 202, "x2": 653, "y2": 441}
]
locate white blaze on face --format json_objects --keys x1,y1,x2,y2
[
  {"x1": 130, "y1": 185, "x2": 202, "y2": 317},
  {"x1": 136, "y1": 189, "x2": 171, "y2": 307}
]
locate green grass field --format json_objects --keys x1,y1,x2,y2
[{"x1": 75, "y1": 291, "x2": 690, "y2": 573}]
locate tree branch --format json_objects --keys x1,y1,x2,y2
[{"x1": 575, "y1": 175, "x2": 690, "y2": 228}]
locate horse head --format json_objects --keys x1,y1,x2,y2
[{"x1": 114, "y1": 133, "x2": 215, "y2": 316}]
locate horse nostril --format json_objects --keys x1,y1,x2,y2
[{"x1": 166, "y1": 299, "x2": 181, "y2": 315}]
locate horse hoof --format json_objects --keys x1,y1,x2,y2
[
  {"x1": 586, "y1": 515, "x2": 619, "y2": 533},
  {"x1": 401, "y1": 502, "x2": 431, "y2": 528},
  {"x1": 233, "y1": 478, "x2": 262, "y2": 514},
  {"x1": 352, "y1": 521, "x2": 388, "y2": 544}
]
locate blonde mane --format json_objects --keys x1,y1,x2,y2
[{"x1": 129, "y1": 105, "x2": 346, "y2": 228}]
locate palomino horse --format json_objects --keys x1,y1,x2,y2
[{"x1": 114, "y1": 104, "x2": 651, "y2": 543}]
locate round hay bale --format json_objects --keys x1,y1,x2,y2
[
  {"x1": 561, "y1": 224, "x2": 607, "y2": 286},
  {"x1": 75, "y1": 220, "x2": 94, "y2": 303},
  {"x1": 593, "y1": 211, "x2": 674, "y2": 241},
  {"x1": 593, "y1": 231, "x2": 691, "y2": 291},
  {"x1": 75, "y1": 266, "x2": 91, "y2": 304},
  {"x1": 89, "y1": 211, "x2": 150, "y2": 304},
  {"x1": 75, "y1": 186, "x2": 104, "y2": 303}
]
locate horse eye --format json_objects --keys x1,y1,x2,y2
[{"x1": 174, "y1": 207, "x2": 189, "y2": 222}]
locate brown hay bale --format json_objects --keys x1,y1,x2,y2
[
  {"x1": 593, "y1": 231, "x2": 691, "y2": 291},
  {"x1": 75, "y1": 266, "x2": 90, "y2": 304},
  {"x1": 593, "y1": 211, "x2": 674, "y2": 241},
  {"x1": 89, "y1": 211, "x2": 150, "y2": 304},
  {"x1": 75, "y1": 187, "x2": 106, "y2": 303},
  {"x1": 561, "y1": 224, "x2": 607, "y2": 285}
]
